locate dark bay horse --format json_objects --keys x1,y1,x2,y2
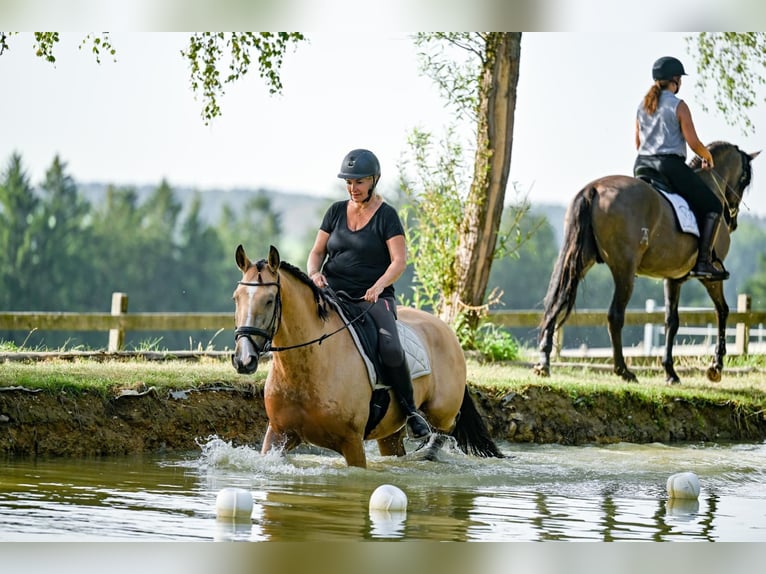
[
  {"x1": 231, "y1": 244, "x2": 503, "y2": 468},
  {"x1": 534, "y1": 141, "x2": 759, "y2": 383}
]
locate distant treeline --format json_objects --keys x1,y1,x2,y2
[{"x1": 3, "y1": 153, "x2": 766, "y2": 350}]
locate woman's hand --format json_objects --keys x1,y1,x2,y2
[
  {"x1": 310, "y1": 272, "x2": 327, "y2": 288},
  {"x1": 364, "y1": 283, "x2": 384, "y2": 303}
]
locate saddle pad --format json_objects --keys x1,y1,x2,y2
[
  {"x1": 398, "y1": 321, "x2": 432, "y2": 381},
  {"x1": 329, "y1": 300, "x2": 432, "y2": 389},
  {"x1": 658, "y1": 189, "x2": 699, "y2": 237}
]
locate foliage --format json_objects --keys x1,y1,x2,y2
[
  {"x1": 457, "y1": 319, "x2": 520, "y2": 362},
  {"x1": 688, "y1": 32, "x2": 766, "y2": 135},
  {"x1": 412, "y1": 33, "x2": 522, "y2": 333},
  {"x1": 413, "y1": 33, "x2": 484, "y2": 122},
  {"x1": 182, "y1": 32, "x2": 306, "y2": 123},
  {"x1": 0, "y1": 153, "x2": 286, "y2": 350},
  {"x1": 3, "y1": 32, "x2": 303, "y2": 124},
  {"x1": 398, "y1": 127, "x2": 467, "y2": 314}
]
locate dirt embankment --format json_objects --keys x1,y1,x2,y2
[{"x1": 2, "y1": 382, "x2": 764, "y2": 457}]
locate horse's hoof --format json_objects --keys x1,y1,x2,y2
[
  {"x1": 706, "y1": 366, "x2": 722, "y2": 382},
  {"x1": 617, "y1": 369, "x2": 638, "y2": 383},
  {"x1": 532, "y1": 364, "x2": 550, "y2": 377}
]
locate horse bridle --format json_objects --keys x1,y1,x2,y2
[
  {"x1": 707, "y1": 150, "x2": 751, "y2": 221},
  {"x1": 234, "y1": 278, "x2": 282, "y2": 356},
  {"x1": 234, "y1": 275, "x2": 374, "y2": 355}
]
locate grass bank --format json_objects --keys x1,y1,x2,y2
[{"x1": 2, "y1": 354, "x2": 766, "y2": 456}]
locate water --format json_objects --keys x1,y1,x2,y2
[{"x1": 1, "y1": 439, "x2": 765, "y2": 542}]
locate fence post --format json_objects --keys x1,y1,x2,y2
[
  {"x1": 734, "y1": 293, "x2": 751, "y2": 356},
  {"x1": 553, "y1": 327, "x2": 563, "y2": 360},
  {"x1": 643, "y1": 299, "x2": 656, "y2": 353},
  {"x1": 108, "y1": 292, "x2": 128, "y2": 352}
]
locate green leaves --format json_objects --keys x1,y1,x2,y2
[
  {"x1": 689, "y1": 32, "x2": 766, "y2": 135},
  {"x1": 182, "y1": 32, "x2": 306, "y2": 124}
]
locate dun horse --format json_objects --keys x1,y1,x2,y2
[
  {"x1": 231, "y1": 244, "x2": 503, "y2": 468},
  {"x1": 534, "y1": 141, "x2": 759, "y2": 383}
]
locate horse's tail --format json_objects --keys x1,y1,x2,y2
[
  {"x1": 539, "y1": 186, "x2": 599, "y2": 332},
  {"x1": 451, "y1": 387, "x2": 504, "y2": 458}
]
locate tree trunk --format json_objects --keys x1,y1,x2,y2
[{"x1": 441, "y1": 32, "x2": 522, "y2": 327}]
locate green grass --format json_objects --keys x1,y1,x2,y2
[
  {"x1": 0, "y1": 357, "x2": 265, "y2": 396},
  {"x1": 2, "y1": 354, "x2": 765, "y2": 412}
]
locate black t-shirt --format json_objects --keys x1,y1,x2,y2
[{"x1": 319, "y1": 200, "x2": 405, "y2": 299}]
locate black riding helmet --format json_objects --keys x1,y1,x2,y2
[
  {"x1": 337, "y1": 149, "x2": 381, "y2": 202},
  {"x1": 652, "y1": 56, "x2": 687, "y2": 81}
]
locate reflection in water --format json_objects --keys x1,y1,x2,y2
[
  {"x1": 0, "y1": 440, "x2": 765, "y2": 541},
  {"x1": 368, "y1": 509, "x2": 407, "y2": 539}
]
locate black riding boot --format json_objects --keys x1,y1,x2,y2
[
  {"x1": 385, "y1": 362, "x2": 431, "y2": 440},
  {"x1": 690, "y1": 212, "x2": 729, "y2": 281}
]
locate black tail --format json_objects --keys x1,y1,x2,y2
[
  {"x1": 451, "y1": 387, "x2": 504, "y2": 458},
  {"x1": 539, "y1": 186, "x2": 599, "y2": 332}
]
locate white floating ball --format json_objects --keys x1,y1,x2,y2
[
  {"x1": 216, "y1": 487, "x2": 254, "y2": 520},
  {"x1": 369, "y1": 484, "x2": 408, "y2": 512},
  {"x1": 666, "y1": 471, "x2": 701, "y2": 499}
]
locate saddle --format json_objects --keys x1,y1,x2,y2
[
  {"x1": 634, "y1": 164, "x2": 699, "y2": 237},
  {"x1": 326, "y1": 289, "x2": 432, "y2": 437}
]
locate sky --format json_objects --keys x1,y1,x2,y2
[{"x1": 3, "y1": 31, "x2": 766, "y2": 217}]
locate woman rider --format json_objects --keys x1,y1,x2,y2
[
  {"x1": 306, "y1": 149, "x2": 431, "y2": 440},
  {"x1": 634, "y1": 56, "x2": 728, "y2": 281}
]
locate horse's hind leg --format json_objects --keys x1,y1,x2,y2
[
  {"x1": 377, "y1": 428, "x2": 406, "y2": 457},
  {"x1": 662, "y1": 278, "x2": 683, "y2": 384},
  {"x1": 607, "y1": 268, "x2": 638, "y2": 382},
  {"x1": 420, "y1": 434, "x2": 448, "y2": 461},
  {"x1": 701, "y1": 278, "x2": 729, "y2": 382},
  {"x1": 261, "y1": 423, "x2": 301, "y2": 456}
]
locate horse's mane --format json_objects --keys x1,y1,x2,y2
[
  {"x1": 688, "y1": 140, "x2": 733, "y2": 169},
  {"x1": 259, "y1": 258, "x2": 330, "y2": 322},
  {"x1": 690, "y1": 140, "x2": 753, "y2": 192}
]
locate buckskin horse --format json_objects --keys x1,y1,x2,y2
[
  {"x1": 231, "y1": 244, "x2": 503, "y2": 468},
  {"x1": 534, "y1": 141, "x2": 759, "y2": 384}
]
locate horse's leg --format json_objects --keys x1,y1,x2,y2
[
  {"x1": 260, "y1": 423, "x2": 301, "y2": 456},
  {"x1": 701, "y1": 279, "x2": 729, "y2": 382},
  {"x1": 377, "y1": 428, "x2": 406, "y2": 457},
  {"x1": 340, "y1": 438, "x2": 367, "y2": 469},
  {"x1": 420, "y1": 434, "x2": 448, "y2": 461},
  {"x1": 607, "y1": 269, "x2": 637, "y2": 382},
  {"x1": 533, "y1": 316, "x2": 557, "y2": 378},
  {"x1": 662, "y1": 278, "x2": 683, "y2": 384}
]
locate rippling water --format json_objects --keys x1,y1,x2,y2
[{"x1": 1, "y1": 439, "x2": 765, "y2": 541}]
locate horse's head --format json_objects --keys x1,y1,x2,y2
[
  {"x1": 231, "y1": 244, "x2": 282, "y2": 374},
  {"x1": 695, "y1": 142, "x2": 761, "y2": 232}
]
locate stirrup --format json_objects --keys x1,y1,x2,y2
[{"x1": 690, "y1": 262, "x2": 729, "y2": 280}]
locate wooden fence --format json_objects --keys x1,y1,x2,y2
[{"x1": 1, "y1": 292, "x2": 766, "y2": 356}]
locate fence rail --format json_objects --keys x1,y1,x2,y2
[{"x1": 2, "y1": 292, "x2": 766, "y2": 356}]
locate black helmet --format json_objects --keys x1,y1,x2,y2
[
  {"x1": 652, "y1": 56, "x2": 687, "y2": 81},
  {"x1": 337, "y1": 149, "x2": 381, "y2": 180}
]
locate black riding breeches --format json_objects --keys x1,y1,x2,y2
[
  {"x1": 365, "y1": 297, "x2": 405, "y2": 368},
  {"x1": 634, "y1": 154, "x2": 722, "y2": 220}
]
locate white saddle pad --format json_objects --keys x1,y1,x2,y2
[
  {"x1": 330, "y1": 301, "x2": 432, "y2": 389},
  {"x1": 658, "y1": 189, "x2": 699, "y2": 237}
]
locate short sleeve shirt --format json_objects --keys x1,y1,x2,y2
[{"x1": 319, "y1": 200, "x2": 405, "y2": 299}]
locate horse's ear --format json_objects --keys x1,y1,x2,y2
[
  {"x1": 268, "y1": 245, "x2": 281, "y2": 271},
  {"x1": 750, "y1": 150, "x2": 761, "y2": 160},
  {"x1": 235, "y1": 244, "x2": 250, "y2": 273}
]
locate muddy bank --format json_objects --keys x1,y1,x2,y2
[{"x1": 2, "y1": 381, "x2": 765, "y2": 457}]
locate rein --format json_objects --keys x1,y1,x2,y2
[
  {"x1": 707, "y1": 168, "x2": 744, "y2": 220},
  {"x1": 234, "y1": 278, "x2": 374, "y2": 354}
]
